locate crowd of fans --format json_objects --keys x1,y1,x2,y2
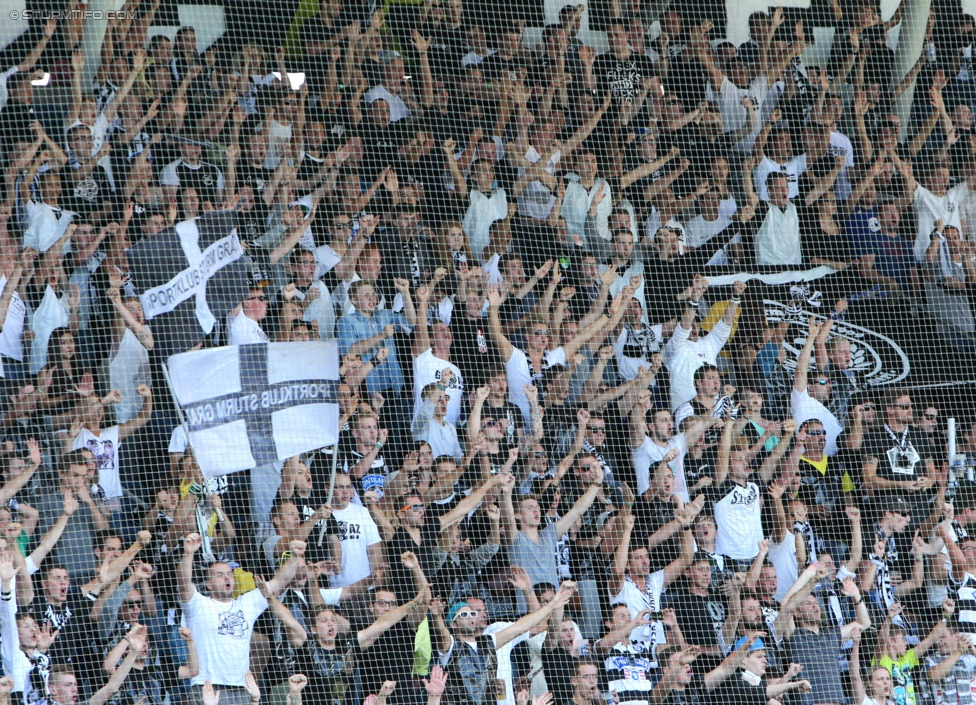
[{"x1": 3, "y1": 0, "x2": 976, "y2": 704}]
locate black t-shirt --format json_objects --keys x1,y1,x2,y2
[
  {"x1": 360, "y1": 122, "x2": 409, "y2": 178},
  {"x1": 862, "y1": 424, "x2": 935, "y2": 486},
  {"x1": 102, "y1": 655, "x2": 181, "y2": 705},
  {"x1": 422, "y1": 24, "x2": 466, "y2": 76},
  {"x1": 541, "y1": 645, "x2": 578, "y2": 705},
  {"x1": 384, "y1": 521, "x2": 442, "y2": 602},
  {"x1": 667, "y1": 588, "x2": 725, "y2": 649},
  {"x1": 31, "y1": 588, "x2": 98, "y2": 671},
  {"x1": 294, "y1": 637, "x2": 349, "y2": 705},
  {"x1": 449, "y1": 316, "x2": 500, "y2": 388},
  {"x1": 236, "y1": 162, "x2": 276, "y2": 203},
  {"x1": 292, "y1": 493, "x2": 341, "y2": 564},
  {"x1": 660, "y1": 674, "x2": 707, "y2": 705},
  {"x1": 62, "y1": 164, "x2": 115, "y2": 218},
  {"x1": 356, "y1": 621, "x2": 417, "y2": 697},
  {"x1": 715, "y1": 670, "x2": 768, "y2": 705},
  {"x1": 482, "y1": 399, "x2": 523, "y2": 449},
  {"x1": 593, "y1": 52, "x2": 656, "y2": 105}
]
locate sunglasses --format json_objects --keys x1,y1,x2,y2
[
  {"x1": 590, "y1": 426, "x2": 606, "y2": 432},
  {"x1": 374, "y1": 599, "x2": 398, "y2": 607},
  {"x1": 455, "y1": 610, "x2": 480, "y2": 620},
  {"x1": 534, "y1": 451, "x2": 548, "y2": 458},
  {"x1": 533, "y1": 328, "x2": 551, "y2": 336},
  {"x1": 815, "y1": 379, "x2": 829, "y2": 385},
  {"x1": 402, "y1": 503, "x2": 425, "y2": 512},
  {"x1": 805, "y1": 430, "x2": 826, "y2": 437},
  {"x1": 862, "y1": 405, "x2": 876, "y2": 411}
]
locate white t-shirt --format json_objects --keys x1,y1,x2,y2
[
  {"x1": 506, "y1": 346, "x2": 567, "y2": 427},
  {"x1": 169, "y1": 425, "x2": 189, "y2": 453},
  {"x1": 73, "y1": 426, "x2": 123, "y2": 499},
  {"x1": 754, "y1": 154, "x2": 807, "y2": 202},
  {"x1": 561, "y1": 176, "x2": 612, "y2": 241},
  {"x1": 261, "y1": 117, "x2": 293, "y2": 169},
  {"x1": 714, "y1": 481, "x2": 764, "y2": 560},
  {"x1": 363, "y1": 85, "x2": 412, "y2": 123},
  {"x1": 463, "y1": 188, "x2": 508, "y2": 261},
  {"x1": 664, "y1": 321, "x2": 732, "y2": 411},
  {"x1": 612, "y1": 572, "x2": 667, "y2": 647},
  {"x1": 755, "y1": 202, "x2": 801, "y2": 266},
  {"x1": 768, "y1": 530, "x2": 798, "y2": 602},
  {"x1": 413, "y1": 348, "x2": 464, "y2": 425},
  {"x1": 181, "y1": 589, "x2": 269, "y2": 686},
  {"x1": 0, "y1": 66, "x2": 18, "y2": 112},
  {"x1": 108, "y1": 327, "x2": 151, "y2": 424},
  {"x1": 633, "y1": 433, "x2": 690, "y2": 502},
  {"x1": 517, "y1": 145, "x2": 560, "y2": 221},
  {"x1": 790, "y1": 388, "x2": 842, "y2": 456},
  {"x1": 0, "y1": 275, "x2": 26, "y2": 364},
  {"x1": 24, "y1": 200, "x2": 76, "y2": 253},
  {"x1": 705, "y1": 75, "x2": 769, "y2": 154},
  {"x1": 913, "y1": 182, "x2": 967, "y2": 262},
  {"x1": 829, "y1": 130, "x2": 856, "y2": 201},
  {"x1": 330, "y1": 503, "x2": 382, "y2": 588},
  {"x1": 227, "y1": 310, "x2": 269, "y2": 345}
]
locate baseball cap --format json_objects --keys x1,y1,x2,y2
[
  {"x1": 885, "y1": 495, "x2": 912, "y2": 516},
  {"x1": 734, "y1": 636, "x2": 767, "y2": 651}
]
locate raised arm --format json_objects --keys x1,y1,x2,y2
[
  {"x1": 359, "y1": 587, "x2": 431, "y2": 649},
  {"x1": 267, "y1": 595, "x2": 309, "y2": 647},
  {"x1": 438, "y1": 475, "x2": 505, "y2": 530},
  {"x1": 487, "y1": 285, "x2": 515, "y2": 362},
  {"x1": 495, "y1": 584, "x2": 573, "y2": 648},
  {"x1": 554, "y1": 465, "x2": 603, "y2": 536},
  {"x1": 794, "y1": 317, "x2": 820, "y2": 395}
]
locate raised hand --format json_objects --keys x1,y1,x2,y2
[
  {"x1": 422, "y1": 666, "x2": 448, "y2": 696},
  {"x1": 244, "y1": 671, "x2": 261, "y2": 702},
  {"x1": 202, "y1": 681, "x2": 221, "y2": 705},
  {"x1": 289, "y1": 675, "x2": 308, "y2": 694}
]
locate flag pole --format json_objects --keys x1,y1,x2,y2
[
  {"x1": 326, "y1": 440, "x2": 339, "y2": 505},
  {"x1": 160, "y1": 358, "x2": 209, "y2": 497},
  {"x1": 162, "y1": 356, "x2": 221, "y2": 562}
]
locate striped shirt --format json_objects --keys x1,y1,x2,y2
[
  {"x1": 922, "y1": 652, "x2": 976, "y2": 705},
  {"x1": 604, "y1": 641, "x2": 657, "y2": 704},
  {"x1": 949, "y1": 571, "x2": 976, "y2": 636}
]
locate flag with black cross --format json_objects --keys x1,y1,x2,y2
[{"x1": 164, "y1": 340, "x2": 340, "y2": 477}]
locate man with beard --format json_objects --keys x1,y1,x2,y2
[
  {"x1": 431, "y1": 584, "x2": 574, "y2": 705},
  {"x1": 177, "y1": 533, "x2": 303, "y2": 705}
]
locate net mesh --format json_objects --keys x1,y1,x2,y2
[{"x1": 0, "y1": 1, "x2": 974, "y2": 705}]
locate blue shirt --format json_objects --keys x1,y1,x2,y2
[{"x1": 337, "y1": 308, "x2": 408, "y2": 393}]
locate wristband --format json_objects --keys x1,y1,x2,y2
[
  {"x1": 853, "y1": 598, "x2": 863, "y2": 605},
  {"x1": 687, "y1": 300, "x2": 700, "y2": 309},
  {"x1": 374, "y1": 442, "x2": 384, "y2": 450},
  {"x1": 730, "y1": 295, "x2": 741, "y2": 304}
]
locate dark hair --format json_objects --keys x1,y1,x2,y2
[
  {"x1": 94, "y1": 530, "x2": 122, "y2": 552},
  {"x1": 693, "y1": 364, "x2": 720, "y2": 386}
]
